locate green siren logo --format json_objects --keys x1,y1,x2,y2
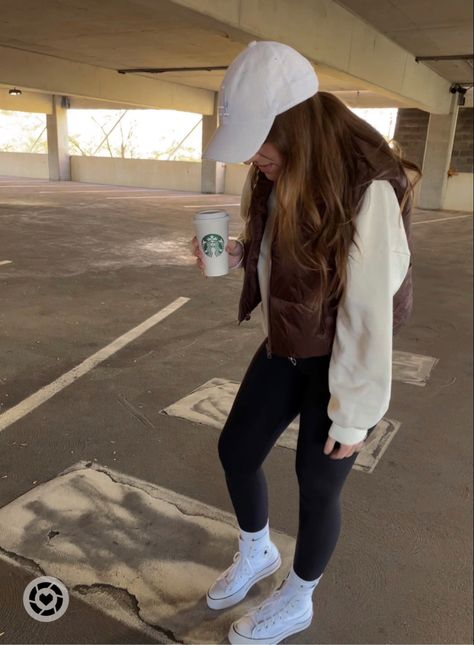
[{"x1": 202, "y1": 233, "x2": 225, "y2": 258}]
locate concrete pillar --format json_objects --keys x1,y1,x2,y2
[
  {"x1": 419, "y1": 94, "x2": 459, "y2": 210},
  {"x1": 46, "y1": 95, "x2": 70, "y2": 181},
  {"x1": 201, "y1": 94, "x2": 225, "y2": 194}
]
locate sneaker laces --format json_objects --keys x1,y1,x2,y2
[
  {"x1": 223, "y1": 551, "x2": 254, "y2": 586},
  {"x1": 252, "y1": 581, "x2": 307, "y2": 629}
]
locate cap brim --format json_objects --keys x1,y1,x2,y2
[{"x1": 202, "y1": 115, "x2": 275, "y2": 164}]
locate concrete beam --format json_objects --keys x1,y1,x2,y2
[
  {"x1": 170, "y1": 0, "x2": 452, "y2": 114},
  {"x1": 0, "y1": 45, "x2": 215, "y2": 115},
  {"x1": 0, "y1": 87, "x2": 52, "y2": 113}
]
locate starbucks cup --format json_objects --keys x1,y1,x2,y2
[{"x1": 193, "y1": 210, "x2": 230, "y2": 277}]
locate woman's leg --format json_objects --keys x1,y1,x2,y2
[
  {"x1": 218, "y1": 339, "x2": 304, "y2": 532},
  {"x1": 293, "y1": 355, "x2": 377, "y2": 580}
]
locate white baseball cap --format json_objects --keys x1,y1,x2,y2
[{"x1": 202, "y1": 40, "x2": 319, "y2": 164}]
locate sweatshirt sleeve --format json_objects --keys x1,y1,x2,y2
[{"x1": 327, "y1": 180, "x2": 411, "y2": 445}]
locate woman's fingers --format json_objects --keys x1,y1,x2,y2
[
  {"x1": 225, "y1": 240, "x2": 241, "y2": 256},
  {"x1": 324, "y1": 437, "x2": 366, "y2": 460},
  {"x1": 190, "y1": 236, "x2": 200, "y2": 256}
]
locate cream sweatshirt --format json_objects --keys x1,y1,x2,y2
[{"x1": 236, "y1": 176, "x2": 411, "y2": 446}]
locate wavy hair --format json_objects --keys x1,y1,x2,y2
[{"x1": 242, "y1": 92, "x2": 421, "y2": 324}]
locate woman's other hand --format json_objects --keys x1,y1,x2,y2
[
  {"x1": 323, "y1": 436, "x2": 366, "y2": 459},
  {"x1": 226, "y1": 238, "x2": 245, "y2": 270}
]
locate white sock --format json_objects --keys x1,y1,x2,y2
[
  {"x1": 287, "y1": 566, "x2": 323, "y2": 590},
  {"x1": 239, "y1": 519, "x2": 270, "y2": 542}
]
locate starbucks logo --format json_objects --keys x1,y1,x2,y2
[{"x1": 202, "y1": 233, "x2": 225, "y2": 258}]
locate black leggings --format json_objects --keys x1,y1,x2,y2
[{"x1": 218, "y1": 339, "x2": 376, "y2": 581}]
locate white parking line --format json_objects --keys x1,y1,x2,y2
[
  {"x1": 183, "y1": 203, "x2": 241, "y2": 208},
  {"x1": 0, "y1": 260, "x2": 12, "y2": 266},
  {"x1": 0, "y1": 297, "x2": 190, "y2": 433},
  {"x1": 106, "y1": 194, "x2": 202, "y2": 200},
  {"x1": 413, "y1": 214, "x2": 472, "y2": 225},
  {"x1": 38, "y1": 189, "x2": 158, "y2": 194}
]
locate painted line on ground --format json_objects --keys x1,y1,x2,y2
[
  {"x1": 0, "y1": 260, "x2": 12, "y2": 266},
  {"x1": 183, "y1": 203, "x2": 241, "y2": 208},
  {"x1": 413, "y1": 214, "x2": 472, "y2": 225},
  {"x1": 38, "y1": 189, "x2": 159, "y2": 194},
  {"x1": 105, "y1": 194, "x2": 241, "y2": 200},
  {"x1": 105, "y1": 194, "x2": 202, "y2": 200},
  {"x1": 0, "y1": 297, "x2": 190, "y2": 433}
]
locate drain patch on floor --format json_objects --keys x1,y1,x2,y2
[
  {"x1": 0, "y1": 462, "x2": 296, "y2": 643},
  {"x1": 160, "y1": 378, "x2": 401, "y2": 472}
]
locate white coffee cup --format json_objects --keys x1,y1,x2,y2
[{"x1": 193, "y1": 210, "x2": 229, "y2": 277}]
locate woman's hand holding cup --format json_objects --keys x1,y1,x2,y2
[{"x1": 190, "y1": 236, "x2": 244, "y2": 276}]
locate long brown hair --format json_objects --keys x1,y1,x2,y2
[{"x1": 242, "y1": 91, "x2": 421, "y2": 325}]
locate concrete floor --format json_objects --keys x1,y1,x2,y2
[{"x1": 0, "y1": 177, "x2": 472, "y2": 644}]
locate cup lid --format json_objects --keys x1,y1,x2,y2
[{"x1": 194, "y1": 209, "x2": 229, "y2": 221}]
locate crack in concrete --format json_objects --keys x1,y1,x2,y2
[
  {"x1": 0, "y1": 546, "x2": 179, "y2": 643},
  {"x1": 117, "y1": 393, "x2": 157, "y2": 430},
  {"x1": 74, "y1": 582, "x2": 181, "y2": 643},
  {"x1": 89, "y1": 463, "x2": 227, "y2": 523},
  {"x1": 0, "y1": 545, "x2": 46, "y2": 577}
]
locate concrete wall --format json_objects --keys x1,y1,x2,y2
[
  {"x1": 1, "y1": 152, "x2": 471, "y2": 213},
  {"x1": 393, "y1": 108, "x2": 430, "y2": 170},
  {"x1": 394, "y1": 107, "x2": 473, "y2": 212},
  {"x1": 0, "y1": 152, "x2": 247, "y2": 195},
  {"x1": 444, "y1": 173, "x2": 474, "y2": 212},
  {"x1": 0, "y1": 152, "x2": 48, "y2": 178},
  {"x1": 70, "y1": 156, "x2": 202, "y2": 191},
  {"x1": 451, "y1": 108, "x2": 473, "y2": 173},
  {"x1": 224, "y1": 163, "x2": 249, "y2": 195}
]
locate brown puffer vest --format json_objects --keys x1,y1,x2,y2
[{"x1": 237, "y1": 140, "x2": 414, "y2": 359}]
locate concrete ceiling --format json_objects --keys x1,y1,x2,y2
[
  {"x1": 335, "y1": 0, "x2": 474, "y2": 84},
  {"x1": 0, "y1": 0, "x2": 469, "y2": 111},
  {"x1": 0, "y1": 0, "x2": 245, "y2": 92},
  {"x1": 0, "y1": 0, "x2": 373, "y2": 92}
]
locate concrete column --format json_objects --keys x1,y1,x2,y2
[
  {"x1": 201, "y1": 94, "x2": 225, "y2": 194},
  {"x1": 46, "y1": 95, "x2": 70, "y2": 181},
  {"x1": 419, "y1": 94, "x2": 459, "y2": 210}
]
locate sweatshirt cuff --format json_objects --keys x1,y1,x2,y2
[{"x1": 329, "y1": 423, "x2": 368, "y2": 445}]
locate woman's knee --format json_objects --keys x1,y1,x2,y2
[
  {"x1": 218, "y1": 425, "x2": 261, "y2": 474},
  {"x1": 295, "y1": 460, "x2": 348, "y2": 504}
]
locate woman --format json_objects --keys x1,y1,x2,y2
[{"x1": 191, "y1": 41, "x2": 420, "y2": 644}]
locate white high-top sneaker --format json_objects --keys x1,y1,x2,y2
[
  {"x1": 206, "y1": 533, "x2": 281, "y2": 610},
  {"x1": 228, "y1": 569, "x2": 319, "y2": 644}
]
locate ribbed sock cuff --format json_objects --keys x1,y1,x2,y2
[
  {"x1": 288, "y1": 566, "x2": 323, "y2": 589},
  {"x1": 239, "y1": 519, "x2": 270, "y2": 542}
]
